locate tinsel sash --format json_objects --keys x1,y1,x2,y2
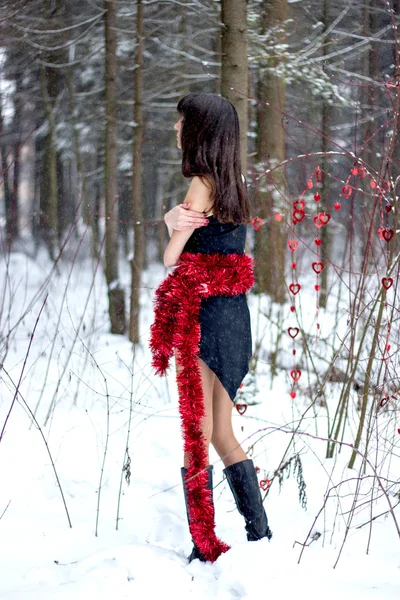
[{"x1": 150, "y1": 252, "x2": 254, "y2": 562}]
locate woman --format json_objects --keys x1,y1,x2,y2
[{"x1": 150, "y1": 93, "x2": 272, "y2": 564}]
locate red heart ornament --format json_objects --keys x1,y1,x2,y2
[
  {"x1": 315, "y1": 284, "x2": 321, "y2": 291},
  {"x1": 314, "y1": 216, "x2": 322, "y2": 229},
  {"x1": 342, "y1": 186, "x2": 352, "y2": 198},
  {"x1": 385, "y1": 205, "x2": 392, "y2": 213},
  {"x1": 235, "y1": 403, "x2": 247, "y2": 415},
  {"x1": 318, "y1": 213, "x2": 331, "y2": 225},
  {"x1": 334, "y1": 202, "x2": 341, "y2": 211},
  {"x1": 290, "y1": 391, "x2": 297, "y2": 399},
  {"x1": 315, "y1": 168, "x2": 322, "y2": 183},
  {"x1": 290, "y1": 306, "x2": 295, "y2": 312},
  {"x1": 288, "y1": 327, "x2": 299, "y2": 339},
  {"x1": 382, "y1": 228, "x2": 394, "y2": 242},
  {"x1": 288, "y1": 239, "x2": 298, "y2": 252},
  {"x1": 358, "y1": 167, "x2": 367, "y2": 178},
  {"x1": 314, "y1": 193, "x2": 321, "y2": 202},
  {"x1": 293, "y1": 349, "x2": 297, "y2": 355},
  {"x1": 293, "y1": 210, "x2": 305, "y2": 222},
  {"x1": 370, "y1": 180, "x2": 376, "y2": 189},
  {"x1": 289, "y1": 283, "x2": 301, "y2": 295},
  {"x1": 274, "y1": 213, "x2": 283, "y2": 222},
  {"x1": 252, "y1": 217, "x2": 263, "y2": 231},
  {"x1": 312, "y1": 261, "x2": 324, "y2": 274},
  {"x1": 382, "y1": 277, "x2": 393, "y2": 290},
  {"x1": 293, "y1": 200, "x2": 305, "y2": 211},
  {"x1": 292, "y1": 262, "x2": 297, "y2": 269},
  {"x1": 260, "y1": 479, "x2": 271, "y2": 492},
  {"x1": 315, "y1": 238, "x2": 322, "y2": 246},
  {"x1": 307, "y1": 181, "x2": 313, "y2": 189},
  {"x1": 351, "y1": 168, "x2": 359, "y2": 175},
  {"x1": 290, "y1": 369, "x2": 302, "y2": 382}
]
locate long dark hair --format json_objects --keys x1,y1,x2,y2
[{"x1": 177, "y1": 93, "x2": 251, "y2": 224}]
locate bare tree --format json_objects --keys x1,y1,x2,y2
[
  {"x1": 104, "y1": 0, "x2": 125, "y2": 334},
  {"x1": 221, "y1": 0, "x2": 248, "y2": 173},
  {"x1": 253, "y1": 0, "x2": 287, "y2": 304},
  {"x1": 129, "y1": 0, "x2": 145, "y2": 344}
]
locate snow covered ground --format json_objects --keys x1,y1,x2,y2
[{"x1": 0, "y1": 246, "x2": 399, "y2": 599}]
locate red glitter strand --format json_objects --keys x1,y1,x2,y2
[{"x1": 150, "y1": 252, "x2": 254, "y2": 562}]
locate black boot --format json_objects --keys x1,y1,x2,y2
[
  {"x1": 181, "y1": 465, "x2": 214, "y2": 563},
  {"x1": 223, "y1": 458, "x2": 272, "y2": 542}
]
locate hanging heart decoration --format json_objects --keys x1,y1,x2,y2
[
  {"x1": 260, "y1": 479, "x2": 271, "y2": 492},
  {"x1": 315, "y1": 238, "x2": 322, "y2": 246},
  {"x1": 235, "y1": 403, "x2": 247, "y2": 415},
  {"x1": 358, "y1": 167, "x2": 367, "y2": 178},
  {"x1": 275, "y1": 213, "x2": 283, "y2": 222},
  {"x1": 293, "y1": 210, "x2": 305, "y2": 223},
  {"x1": 288, "y1": 327, "x2": 299, "y2": 339},
  {"x1": 293, "y1": 200, "x2": 305, "y2": 211},
  {"x1": 382, "y1": 228, "x2": 394, "y2": 242},
  {"x1": 315, "y1": 284, "x2": 321, "y2": 291},
  {"x1": 290, "y1": 391, "x2": 296, "y2": 399},
  {"x1": 288, "y1": 239, "x2": 298, "y2": 252},
  {"x1": 342, "y1": 186, "x2": 352, "y2": 198},
  {"x1": 385, "y1": 205, "x2": 392, "y2": 213},
  {"x1": 314, "y1": 213, "x2": 331, "y2": 229},
  {"x1": 314, "y1": 193, "x2": 321, "y2": 202},
  {"x1": 334, "y1": 202, "x2": 341, "y2": 211},
  {"x1": 318, "y1": 213, "x2": 331, "y2": 225},
  {"x1": 312, "y1": 261, "x2": 325, "y2": 274},
  {"x1": 351, "y1": 167, "x2": 359, "y2": 175},
  {"x1": 290, "y1": 369, "x2": 302, "y2": 382},
  {"x1": 252, "y1": 217, "x2": 263, "y2": 231},
  {"x1": 382, "y1": 277, "x2": 393, "y2": 290},
  {"x1": 289, "y1": 283, "x2": 301, "y2": 295}
]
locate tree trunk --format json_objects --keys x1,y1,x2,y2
[
  {"x1": 129, "y1": 0, "x2": 145, "y2": 344},
  {"x1": 11, "y1": 71, "x2": 22, "y2": 242},
  {"x1": 318, "y1": 0, "x2": 332, "y2": 309},
  {"x1": 104, "y1": 0, "x2": 126, "y2": 334},
  {"x1": 253, "y1": 0, "x2": 287, "y2": 304},
  {"x1": 0, "y1": 94, "x2": 14, "y2": 249},
  {"x1": 40, "y1": 65, "x2": 59, "y2": 260},
  {"x1": 221, "y1": 0, "x2": 248, "y2": 173}
]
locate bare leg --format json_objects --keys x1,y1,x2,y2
[
  {"x1": 211, "y1": 376, "x2": 247, "y2": 467},
  {"x1": 175, "y1": 352, "x2": 215, "y2": 468}
]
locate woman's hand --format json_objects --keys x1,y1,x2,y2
[{"x1": 164, "y1": 202, "x2": 209, "y2": 233}]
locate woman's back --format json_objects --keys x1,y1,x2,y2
[{"x1": 183, "y1": 216, "x2": 246, "y2": 255}]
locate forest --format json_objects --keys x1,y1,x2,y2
[{"x1": 0, "y1": 0, "x2": 399, "y2": 598}]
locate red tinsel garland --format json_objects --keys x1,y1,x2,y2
[{"x1": 150, "y1": 252, "x2": 254, "y2": 562}]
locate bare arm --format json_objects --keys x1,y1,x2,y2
[
  {"x1": 164, "y1": 177, "x2": 212, "y2": 267},
  {"x1": 164, "y1": 202, "x2": 209, "y2": 237}
]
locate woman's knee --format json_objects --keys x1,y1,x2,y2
[{"x1": 211, "y1": 428, "x2": 235, "y2": 452}]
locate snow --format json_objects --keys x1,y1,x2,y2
[{"x1": 0, "y1": 247, "x2": 399, "y2": 599}]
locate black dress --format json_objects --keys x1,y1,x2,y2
[{"x1": 182, "y1": 215, "x2": 252, "y2": 402}]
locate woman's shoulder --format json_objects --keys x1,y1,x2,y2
[{"x1": 185, "y1": 176, "x2": 213, "y2": 214}]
